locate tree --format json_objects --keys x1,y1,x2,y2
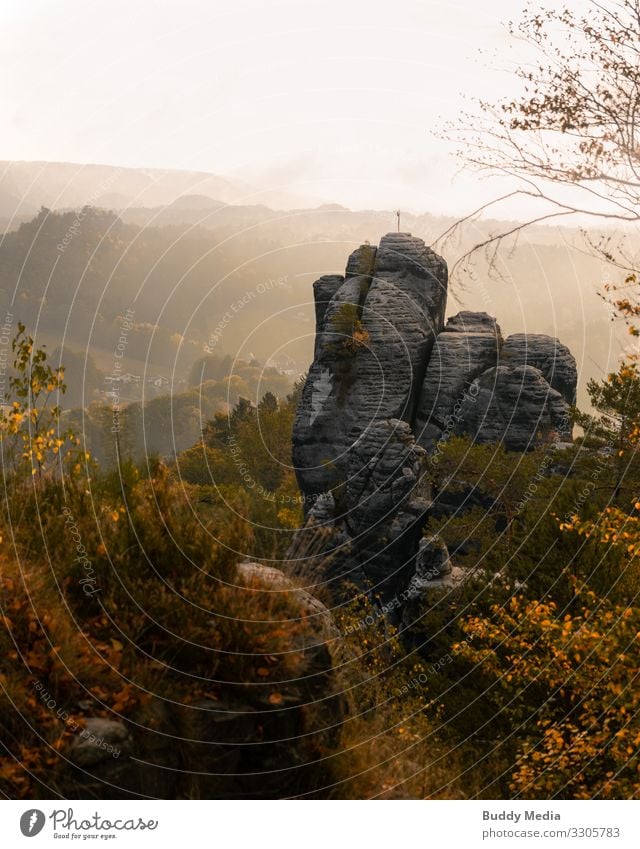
[
  {"x1": 188, "y1": 353, "x2": 233, "y2": 386},
  {"x1": 258, "y1": 391, "x2": 278, "y2": 414},
  {"x1": 574, "y1": 360, "x2": 640, "y2": 500},
  {"x1": 0, "y1": 323, "x2": 80, "y2": 480},
  {"x1": 444, "y1": 1, "x2": 640, "y2": 281}
]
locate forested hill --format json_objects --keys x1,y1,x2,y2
[
  {"x1": 0, "y1": 205, "x2": 631, "y2": 410},
  {"x1": 0, "y1": 207, "x2": 347, "y2": 379}
]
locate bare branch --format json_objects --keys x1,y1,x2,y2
[{"x1": 443, "y1": 0, "x2": 640, "y2": 288}]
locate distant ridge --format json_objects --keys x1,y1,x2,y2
[{"x1": 0, "y1": 160, "x2": 317, "y2": 222}]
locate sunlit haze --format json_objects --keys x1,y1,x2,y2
[{"x1": 1, "y1": 0, "x2": 562, "y2": 213}]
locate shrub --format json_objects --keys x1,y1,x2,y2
[{"x1": 456, "y1": 591, "x2": 640, "y2": 798}]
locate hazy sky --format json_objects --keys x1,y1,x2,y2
[{"x1": 2, "y1": 0, "x2": 585, "y2": 213}]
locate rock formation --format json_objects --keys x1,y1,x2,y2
[
  {"x1": 291, "y1": 233, "x2": 577, "y2": 612},
  {"x1": 414, "y1": 311, "x2": 502, "y2": 450},
  {"x1": 501, "y1": 333, "x2": 577, "y2": 405},
  {"x1": 293, "y1": 234, "x2": 447, "y2": 505}
]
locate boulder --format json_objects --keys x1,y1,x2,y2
[
  {"x1": 235, "y1": 561, "x2": 339, "y2": 644},
  {"x1": 415, "y1": 311, "x2": 502, "y2": 450},
  {"x1": 412, "y1": 535, "x2": 452, "y2": 585},
  {"x1": 458, "y1": 364, "x2": 572, "y2": 450},
  {"x1": 400, "y1": 536, "x2": 465, "y2": 635},
  {"x1": 68, "y1": 719, "x2": 132, "y2": 768},
  {"x1": 501, "y1": 333, "x2": 577, "y2": 405}
]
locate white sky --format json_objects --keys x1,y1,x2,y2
[{"x1": 1, "y1": 0, "x2": 588, "y2": 214}]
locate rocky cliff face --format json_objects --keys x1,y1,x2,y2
[{"x1": 291, "y1": 233, "x2": 577, "y2": 610}]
